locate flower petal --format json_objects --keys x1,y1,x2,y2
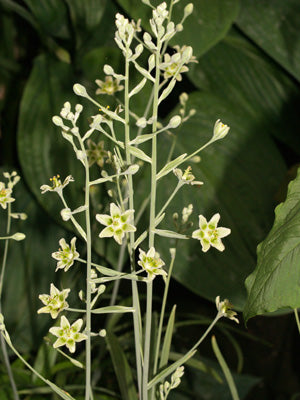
[
  {"x1": 208, "y1": 213, "x2": 220, "y2": 229},
  {"x1": 99, "y1": 226, "x2": 114, "y2": 238},
  {"x1": 216, "y1": 227, "x2": 231, "y2": 238},
  {"x1": 199, "y1": 215, "x2": 208, "y2": 230},
  {"x1": 96, "y1": 214, "x2": 112, "y2": 226}
]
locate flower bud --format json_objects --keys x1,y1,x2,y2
[
  {"x1": 52, "y1": 116, "x2": 64, "y2": 127},
  {"x1": 99, "y1": 329, "x2": 106, "y2": 337},
  {"x1": 11, "y1": 232, "x2": 26, "y2": 241},
  {"x1": 184, "y1": 3, "x2": 194, "y2": 18},
  {"x1": 103, "y1": 64, "x2": 114, "y2": 75},
  {"x1": 168, "y1": 115, "x2": 181, "y2": 128},
  {"x1": 73, "y1": 84, "x2": 88, "y2": 97},
  {"x1": 61, "y1": 208, "x2": 72, "y2": 221},
  {"x1": 213, "y1": 119, "x2": 230, "y2": 141}
]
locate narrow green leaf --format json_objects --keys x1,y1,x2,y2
[
  {"x1": 156, "y1": 154, "x2": 187, "y2": 181},
  {"x1": 159, "y1": 305, "x2": 176, "y2": 369},
  {"x1": 91, "y1": 305, "x2": 134, "y2": 314},
  {"x1": 244, "y1": 167, "x2": 300, "y2": 322},
  {"x1": 129, "y1": 77, "x2": 147, "y2": 98},
  {"x1": 147, "y1": 349, "x2": 197, "y2": 390},
  {"x1": 211, "y1": 336, "x2": 240, "y2": 400},
  {"x1": 106, "y1": 330, "x2": 138, "y2": 400},
  {"x1": 154, "y1": 229, "x2": 188, "y2": 240},
  {"x1": 168, "y1": 351, "x2": 223, "y2": 383},
  {"x1": 129, "y1": 145, "x2": 152, "y2": 163}
]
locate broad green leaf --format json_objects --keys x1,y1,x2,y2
[
  {"x1": 23, "y1": 0, "x2": 70, "y2": 39},
  {"x1": 159, "y1": 305, "x2": 176, "y2": 369},
  {"x1": 244, "y1": 167, "x2": 300, "y2": 322},
  {"x1": 106, "y1": 330, "x2": 138, "y2": 400},
  {"x1": 64, "y1": 0, "x2": 117, "y2": 56},
  {"x1": 188, "y1": 30, "x2": 300, "y2": 152},
  {"x1": 156, "y1": 87, "x2": 286, "y2": 310},
  {"x1": 116, "y1": 0, "x2": 239, "y2": 57},
  {"x1": 237, "y1": 0, "x2": 300, "y2": 83},
  {"x1": 17, "y1": 54, "x2": 87, "y2": 220},
  {"x1": 180, "y1": 356, "x2": 260, "y2": 400}
]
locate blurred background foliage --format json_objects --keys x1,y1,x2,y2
[{"x1": 0, "y1": 0, "x2": 300, "y2": 399}]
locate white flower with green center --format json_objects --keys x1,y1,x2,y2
[
  {"x1": 38, "y1": 284, "x2": 70, "y2": 319},
  {"x1": 215, "y1": 296, "x2": 239, "y2": 324},
  {"x1": 96, "y1": 203, "x2": 136, "y2": 245},
  {"x1": 52, "y1": 237, "x2": 80, "y2": 272},
  {"x1": 192, "y1": 213, "x2": 231, "y2": 252},
  {"x1": 0, "y1": 182, "x2": 15, "y2": 209},
  {"x1": 95, "y1": 76, "x2": 124, "y2": 96},
  {"x1": 138, "y1": 247, "x2": 167, "y2": 280},
  {"x1": 49, "y1": 316, "x2": 87, "y2": 353},
  {"x1": 40, "y1": 175, "x2": 74, "y2": 195}
]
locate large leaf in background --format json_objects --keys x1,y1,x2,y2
[
  {"x1": 23, "y1": 0, "x2": 70, "y2": 39},
  {"x1": 169, "y1": 355, "x2": 259, "y2": 400},
  {"x1": 18, "y1": 54, "x2": 87, "y2": 220},
  {"x1": 243, "y1": 168, "x2": 300, "y2": 322},
  {"x1": 116, "y1": 0, "x2": 239, "y2": 57},
  {"x1": 237, "y1": 0, "x2": 300, "y2": 83},
  {"x1": 187, "y1": 30, "x2": 300, "y2": 152},
  {"x1": 155, "y1": 89, "x2": 285, "y2": 310},
  {"x1": 64, "y1": 0, "x2": 117, "y2": 56}
]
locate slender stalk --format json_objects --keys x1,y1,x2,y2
[
  {"x1": 155, "y1": 182, "x2": 183, "y2": 221},
  {"x1": 294, "y1": 309, "x2": 300, "y2": 335},
  {"x1": 124, "y1": 49, "x2": 143, "y2": 396},
  {"x1": 76, "y1": 134, "x2": 93, "y2": 400},
  {"x1": 143, "y1": 41, "x2": 162, "y2": 400},
  {"x1": 0, "y1": 203, "x2": 20, "y2": 400},
  {"x1": 152, "y1": 250, "x2": 177, "y2": 384}
]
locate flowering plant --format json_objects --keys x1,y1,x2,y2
[{"x1": 0, "y1": 2, "x2": 238, "y2": 400}]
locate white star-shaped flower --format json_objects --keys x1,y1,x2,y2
[
  {"x1": 192, "y1": 213, "x2": 230, "y2": 252},
  {"x1": 96, "y1": 203, "x2": 136, "y2": 245}
]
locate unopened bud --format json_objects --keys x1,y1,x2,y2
[
  {"x1": 11, "y1": 232, "x2": 26, "y2": 241},
  {"x1": 73, "y1": 84, "x2": 88, "y2": 97}
]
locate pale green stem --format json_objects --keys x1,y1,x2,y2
[
  {"x1": 109, "y1": 242, "x2": 126, "y2": 307},
  {"x1": 152, "y1": 250, "x2": 177, "y2": 396},
  {"x1": 294, "y1": 309, "x2": 300, "y2": 335},
  {"x1": 59, "y1": 196, "x2": 87, "y2": 242},
  {"x1": 124, "y1": 49, "x2": 143, "y2": 396},
  {"x1": 155, "y1": 182, "x2": 183, "y2": 221},
  {"x1": 76, "y1": 134, "x2": 93, "y2": 400},
  {"x1": 143, "y1": 42, "x2": 162, "y2": 400},
  {"x1": 0, "y1": 203, "x2": 19, "y2": 400}
]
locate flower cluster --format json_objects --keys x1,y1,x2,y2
[
  {"x1": 160, "y1": 46, "x2": 196, "y2": 81},
  {"x1": 49, "y1": 316, "x2": 87, "y2": 353},
  {"x1": 215, "y1": 296, "x2": 239, "y2": 324},
  {"x1": 96, "y1": 203, "x2": 136, "y2": 245},
  {"x1": 192, "y1": 213, "x2": 231, "y2": 252},
  {"x1": 52, "y1": 237, "x2": 80, "y2": 272},
  {"x1": 38, "y1": 284, "x2": 70, "y2": 319},
  {"x1": 138, "y1": 247, "x2": 167, "y2": 280}
]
